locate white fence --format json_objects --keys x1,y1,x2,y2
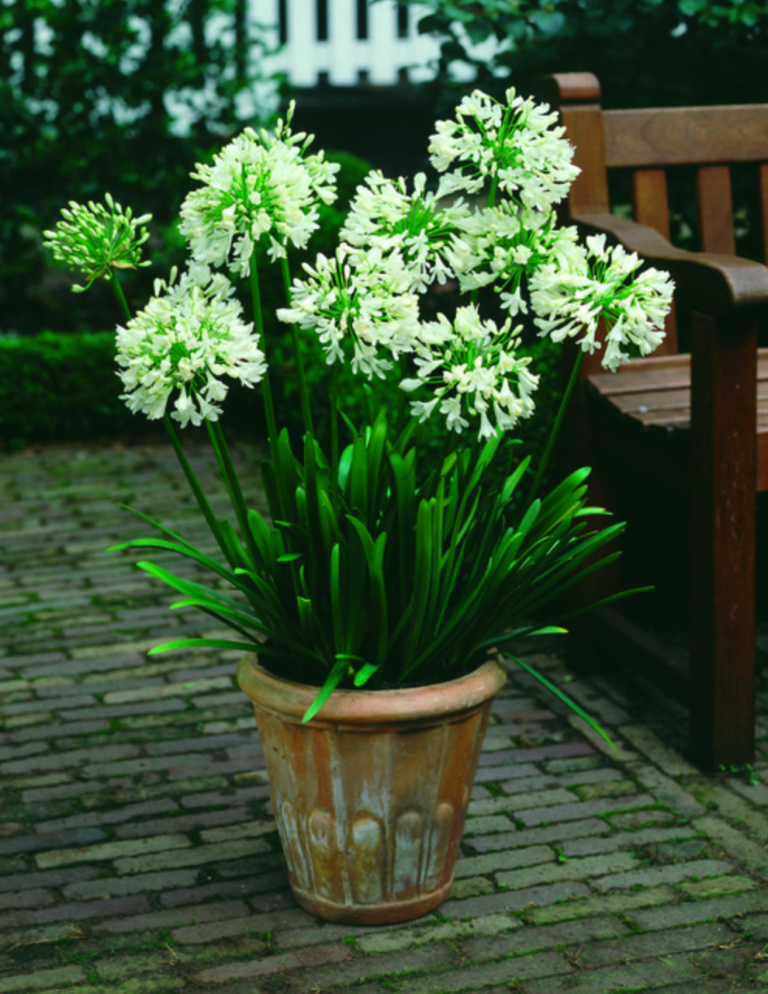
[{"x1": 252, "y1": 0, "x2": 492, "y2": 88}]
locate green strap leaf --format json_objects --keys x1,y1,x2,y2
[
  {"x1": 353, "y1": 661, "x2": 380, "y2": 687},
  {"x1": 168, "y1": 597, "x2": 265, "y2": 636},
  {"x1": 500, "y1": 456, "x2": 531, "y2": 504},
  {"x1": 136, "y1": 560, "x2": 251, "y2": 608},
  {"x1": 302, "y1": 656, "x2": 349, "y2": 723},
  {"x1": 148, "y1": 637, "x2": 260, "y2": 656},
  {"x1": 337, "y1": 443, "x2": 354, "y2": 494},
  {"x1": 507, "y1": 653, "x2": 617, "y2": 753},
  {"x1": 329, "y1": 543, "x2": 346, "y2": 653},
  {"x1": 117, "y1": 504, "x2": 197, "y2": 550},
  {"x1": 110, "y1": 536, "x2": 239, "y2": 588}
]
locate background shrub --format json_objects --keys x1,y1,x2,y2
[
  {"x1": 411, "y1": 0, "x2": 767, "y2": 111},
  {"x1": 0, "y1": 0, "x2": 279, "y2": 336}
]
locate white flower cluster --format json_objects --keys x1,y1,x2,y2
[
  {"x1": 272, "y1": 87, "x2": 673, "y2": 438},
  {"x1": 340, "y1": 171, "x2": 471, "y2": 292},
  {"x1": 116, "y1": 265, "x2": 267, "y2": 427},
  {"x1": 400, "y1": 305, "x2": 539, "y2": 439},
  {"x1": 530, "y1": 235, "x2": 675, "y2": 371},
  {"x1": 429, "y1": 88, "x2": 580, "y2": 211},
  {"x1": 43, "y1": 193, "x2": 152, "y2": 291},
  {"x1": 179, "y1": 103, "x2": 340, "y2": 278},
  {"x1": 278, "y1": 245, "x2": 421, "y2": 380},
  {"x1": 447, "y1": 201, "x2": 584, "y2": 306}
]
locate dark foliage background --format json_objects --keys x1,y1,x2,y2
[
  {"x1": 409, "y1": 0, "x2": 768, "y2": 111},
  {"x1": 0, "y1": 0, "x2": 277, "y2": 335}
]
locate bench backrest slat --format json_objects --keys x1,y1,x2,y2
[
  {"x1": 696, "y1": 165, "x2": 736, "y2": 256},
  {"x1": 603, "y1": 106, "x2": 768, "y2": 168}
]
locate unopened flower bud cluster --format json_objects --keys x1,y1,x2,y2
[{"x1": 42, "y1": 192, "x2": 152, "y2": 291}]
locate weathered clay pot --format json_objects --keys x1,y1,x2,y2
[{"x1": 236, "y1": 653, "x2": 507, "y2": 924}]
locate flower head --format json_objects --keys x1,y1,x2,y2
[
  {"x1": 530, "y1": 235, "x2": 674, "y2": 369},
  {"x1": 400, "y1": 304, "x2": 539, "y2": 440},
  {"x1": 429, "y1": 88, "x2": 580, "y2": 211},
  {"x1": 340, "y1": 171, "x2": 471, "y2": 292},
  {"x1": 43, "y1": 193, "x2": 152, "y2": 291},
  {"x1": 116, "y1": 264, "x2": 266, "y2": 427},
  {"x1": 448, "y1": 201, "x2": 584, "y2": 311},
  {"x1": 179, "y1": 103, "x2": 340, "y2": 278},
  {"x1": 278, "y1": 244, "x2": 421, "y2": 379}
]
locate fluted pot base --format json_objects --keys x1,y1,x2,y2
[
  {"x1": 237, "y1": 653, "x2": 507, "y2": 925},
  {"x1": 292, "y1": 877, "x2": 454, "y2": 925}
]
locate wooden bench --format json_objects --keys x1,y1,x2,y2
[{"x1": 543, "y1": 72, "x2": 768, "y2": 769}]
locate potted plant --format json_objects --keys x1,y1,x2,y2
[{"x1": 44, "y1": 90, "x2": 673, "y2": 924}]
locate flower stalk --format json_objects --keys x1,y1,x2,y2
[
  {"x1": 329, "y1": 361, "x2": 340, "y2": 507},
  {"x1": 109, "y1": 269, "x2": 132, "y2": 324},
  {"x1": 162, "y1": 413, "x2": 232, "y2": 565},
  {"x1": 249, "y1": 255, "x2": 278, "y2": 448},
  {"x1": 281, "y1": 255, "x2": 314, "y2": 437},
  {"x1": 527, "y1": 348, "x2": 584, "y2": 506},
  {"x1": 206, "y1": 419, "x2": 260, "y2": 567}
]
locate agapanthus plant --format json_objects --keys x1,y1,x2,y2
[{"x1": 47, "y1": 87, "x2": 674, "y2": 733}]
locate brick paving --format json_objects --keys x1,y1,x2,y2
[{"x1": 0, "y1": 437, "x2": 766, "y2": 994}]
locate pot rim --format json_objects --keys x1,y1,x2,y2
[{"x1": 236, "y1": 652, "x2": 507, "y2": 726}]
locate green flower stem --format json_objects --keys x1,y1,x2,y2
[
  {"x1": 206, "y1": 419, "x2": 259, "y2": 566},
  {"x1": 470, "y1": 178, "x2": 501, "y2": 309},
  {"x1": 330, "y1": 361, "x2": 340, "y2": 508},
  {"x1": 249, "y1": 257, "x2": 278, "y2": 448},
  {"x1": 108, "y1": 261, "x2": 244, "y2": 569},
  {"x1": 527, "y1": 347, "x2": 585, "y2": 506},
  {"x1": 487, "y1": 174, "x2": 499, "y2": 211},
  {"x1": 280, "y1": 255, "x2": 314, "y2": 437},
  {"x1": 108, "y1": 268, "x2": 131, "y2": 323},
  {"x1": 162, "y1": 413, "x2": 231, "y2": 564},
  {"x1": 396, "y1": 365, "x2": 407, "y2": 431}
]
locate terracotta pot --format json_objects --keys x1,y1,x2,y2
[{"x1": 236, "y1": 653, "x2": 507, "y2": 924}]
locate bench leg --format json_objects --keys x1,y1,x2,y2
[{"x1": 689, "y1": 310, "x2": 757, "y2": 769}]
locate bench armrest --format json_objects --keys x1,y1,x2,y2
[{"x1": 573, "y1": 212, "x2": 768, "y2": 317}]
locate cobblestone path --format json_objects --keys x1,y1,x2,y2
[{"x1": 0, "y1": 439, "x2": 766, "y2": 993}]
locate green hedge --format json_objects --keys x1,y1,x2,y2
[
  {"x1": 0, "y1": 328, "x2": 358, "y2": 449},
  {"x1": 0, "y1": 332, "x2": 138, "y2": 448}
]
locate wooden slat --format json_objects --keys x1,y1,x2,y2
[
  {"x1": 604, "y1": 105, "x2": 768, "y2": 168},
  {"x1": 697, "y1": 165, "x2": 736, "y2": 255},
  {"x1": 612, "y1": 387, "x2": 691, "y2": 415},
  {"x1": 590, "y1": 361, "x2": 692, "y2": 397},
  {"x1": 633, "y1": 169, "x2": 671, "y2": 240},
  {"x1": 597, "y1": 381, "x2": 765, "y2": 423},
  {"x1": 633, "y1": 169, "x2": 678, "y2": 353},
  {"x1": 591, "y1": 349, "x2": 767, "y2": 398},
  {"x1": 593, "y1": 352, "x2": 690, "y2": 375},
  {"x1": 760, "y1": 162, "x2": 768, "y2": 265},
  {"x1": 599, "y1": 371, "x2": 767, "y2": 409}
]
